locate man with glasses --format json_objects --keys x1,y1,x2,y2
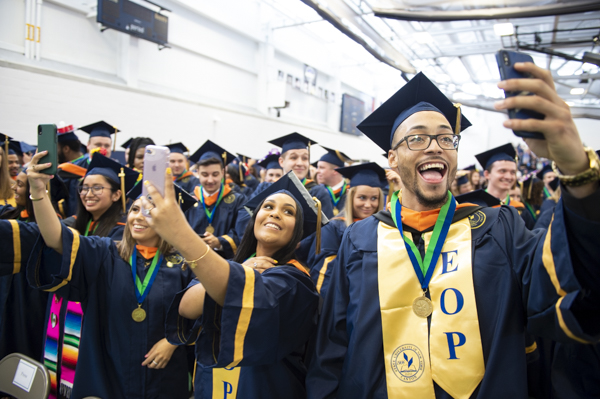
[{"x1": 307, "y1": 68, "x2": 600, "y2": 398}]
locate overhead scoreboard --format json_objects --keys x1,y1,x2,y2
[{"x1": 97, "y1": 0, "x2": 168, "y2": 46}]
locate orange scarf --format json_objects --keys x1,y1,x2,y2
[
  {"x1": 194, "y1": 184, "x2": 232, "y2": 207},
  {"x1": 173, "y1": 170, "x2": 193, "y2": 182},
  {"x1": 401, "y1": 203, "x2": 474, "y2": 232},
  {"x1": 136, "y1": 245, "x2": 158, "y2": 259}
]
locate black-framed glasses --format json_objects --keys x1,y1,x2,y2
[
  {"x1": 392, "y1": 134, "x2": 461, "y2": 151},
  {"x1": 78, "y1": 185, "x2": 107, "y2": 195}
]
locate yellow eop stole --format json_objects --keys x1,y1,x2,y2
[
  {"x1": 213, "y1": 367, "x2": 241, "y2": 399},
  {"x1": 377, "y1": 217, "x2": 485, "y2": 399}
]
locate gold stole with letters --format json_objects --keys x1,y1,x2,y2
[
  {"x1": 212, "y1": 367, "x2": 241, "y2": 399},
  {"x1": 378, "y1": 218, "x2": 484, "y2": 399}
]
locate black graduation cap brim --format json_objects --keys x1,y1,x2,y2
[
  {"x1": 456, "y1": 189, "x2": 501, "y2": 208},
  {"x1": 319, "y1": 146, "x2": 354, "y2": 167},
  {"x1": 475, "y1": 143, "x2": 516, "y2": 170},
  {"x1": 463, "y1": 164, "x2": 477, "y2": 171},
  {"x1": 535, "y1": 164, "x2": 554, "y2": 180},
  {"x1": 243, "y1": 171, "x2": 329, "y2": 239},
  {"x1": 165, "y1": 142, "x2": 188, "y2": 155},
  {"x1": 121, "y1": 138, "x2": 134, "y2": 149},
  {"x1": 8, "y1": 141, "x2": 24, "y2": 157},
  {"x1": 258, "y1": 154, "x2": 283, "y2": 170},
  {"x1": 0, "y1": 133, "x2": 13, "y2": 144},
  {"x1": 86, "y1": 153, "x2": 141, "y2": 193},
  {"x1": 79, "y1": 121, "x2": 119, "y2": 138},
  {"x1": 189, "y1": 140, "x2": 236, "y2": 165},
  {"x1": 336, "y1": 162, "x2": 386, "y2": 188},
  {"x1": 357, "y1": 72, "x2": 472, "y2": 152},
  {"x1": 126, "y1": 181, "x2": 197, "y2": 213},
  {"x1": 268, "y1": 132, "x2": 318, "y2": 153},
  {"x1": 456, "y1": 174, "x2": 470, "y2": 186}
]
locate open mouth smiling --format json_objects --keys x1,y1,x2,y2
[{"x1": 417, "y1": 161, "x2": 448, "y2": 184}]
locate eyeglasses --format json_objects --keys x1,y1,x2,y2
[
  {"x1": 78, "y1": 185, "x2": 107, "y2": 195},
  {"x1": 393, "y1": 134, "x2": 461, "y2": 151}
]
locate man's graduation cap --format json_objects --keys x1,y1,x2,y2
[
  {"x1": 79, "y1": 121, "x2": 119, "y2": 139},
  {"x1": 318, "y1": 146, "x2": 353, "y2": 168},
  {"x1": 85, "y1": 154, "x2": 141, "y2": 213},
  {"x1": 456, "y1": 189, "x2": 501, "y2": 208},
  {"x1": 244, "y1": 171, "x2": 329, "y2": 252},
  {"x1": 536, "y1": 164, "x2": 554, "y2": 180},
  {"x1": 126, "y1": 181, "x2": 197, "y2": 213},
  {"x1": 357, "y1": 72, "x2": 472, "y2": 152},
  {"x1": 336, "y1": 162, "x2": 386, "y2": 188},
  {"x1": 121, "y1": 138, "x2": 134, "y2": 149},
  {"x1": 189, "y1": 140, "x2": 236, "y2": 166},
  {"x1": 475, "y1": 143, "x2": 516, "y2": 170},
  {"x1": 463, "y1": 164, "x2": 477, "y2": 171},
  {"x1": 456, "y1": 173, "x2": 470, "y2": 187},
  {"x1": 1, "y1": 133, "x2": 12, "y2": 155},
  {"x1": 258, "y1": 154, "x2": 282, "y2": 170},
  {"x1": 8, "y1": 140, "x2": 36, "y2": 157},
  {"x1": 268, "y1": 133, "x2": 317, "y2": 155},
  {"x1": 57, "y1": 122, "x2": 79, "y2": 143},
  {"x1": 165, "y1": 142, "x2": 189, "y2": 155}
]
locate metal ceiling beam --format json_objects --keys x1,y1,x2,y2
[
  {"x1": 300, "y1": 0, "x2": 416, "y2": 73},
  {"x1": 372, "y1": 1, "x2": 600, "y2": 22},
  {"x1": 449, "y1": 99, "x2": 600, "y2": 120}
]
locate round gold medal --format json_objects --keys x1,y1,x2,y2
[
  {"x1": 333, "y1": 208, "x2": 339, "y2": 216},
  {"x1": 205, "y1": 224, "x2": 215, "y2": 234},
  {"x1": 412, "y1": 296, "x2": 433, "y2": 318},
  {"x1": 132, "y1": 306, "x2": 146, "y2": 322}
]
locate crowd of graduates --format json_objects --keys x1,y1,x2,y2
[{"x1": 0, "y1": 61, "x2": 599, "y2": 399}]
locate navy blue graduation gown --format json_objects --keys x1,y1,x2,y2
[
  {"x1": 26, "y1": 224, "x2": 194, "y2": 399},
  {"x1": 305, "y1": 181, "x2": 334, "y2": 219},
  {"x1": 306, "y1": 217, "x2": 347, "y2": 298},
  {"x1": 57, "y1": 155, "x2": 89, "y2": 217},
  {"x1": 185, "y1": 190, "x2": 246, "y2": 259},
  {"x1": 166, "y1": 262, "x2": 319, "y2": 398},
  {"x1": 307, "y1": 187, "x2": 600, "y2": 398},
  {"x1": 174, "y1": 173, "x2": 200, "y2": 194},
  {"x1": 0, "y1": 220, "x2": 48, "y2": 361},
  {"x1": 534, "y1": 199, "x2": 557, "y2": 230}
]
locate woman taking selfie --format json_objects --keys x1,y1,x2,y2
[
  {"x1": 159, "y1": 172, "x2": 324, "y2": 398},
  {"x1": 0, "y1": 142, "x2": 16, "y2": 207},
  {"x1": 23, "y1": 151, "x2": 195, "y2": 399},
  {"x1": 307, "y1": 162, "x2": 385, "y2": 297}
]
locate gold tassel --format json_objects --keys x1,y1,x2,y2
[
  {"x1": 308, "y1": 142, "x2": 311, "y2": 165},
  {"x1": 112, "y1": 126, "x2": 117, "y2": 153},
  {"x1": 387, "y1": 182, "x2": 395, "y2": 205},
  {"x1": 313, "y1": 196, "x2": 322, "y2": 255},
  {"x1": 454, "y1": 103, "x2": 462, "y2": 136},
  {"x1": 119, "y1": 167, "x2": 126, "y2": 213},
  {"x1": 528, "y1": 179, "x2": 533, "y2": 200}
]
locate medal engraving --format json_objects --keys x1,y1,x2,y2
[
  {"x1": 205, "y1": 224, "x2": 215, "y2": 234},
  {"x1": 412, "y1": 296, "x2": 433, "y2": 318},
  {"x1": 132, "y1": 306, "x2": 146, "y2": 322}
]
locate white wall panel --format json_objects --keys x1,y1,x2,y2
[{"x1": 0, "y1": 0, "x2": 25, "y2": 53}]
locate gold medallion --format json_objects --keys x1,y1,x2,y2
[
  {"x1": 205, "y1": 224, "x2": 215, "y2": 234},
  {"x1": 333, "y1": 208, "x2": 339, "y2": 216},
  {"x1": 132, "y1": 305, "x2": 146, "y2": 322},
  {"x1": 412, "y1": 296, "x2": 433, "y2": 318},
  {"x1": 224, "y1": 194, "x2": 235, "y2": 204},
  {"x1": 166, "y1": 262, "x2": 173, "y2": 268}
]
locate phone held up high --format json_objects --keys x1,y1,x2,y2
[
  {"x1": 495, "y1": 50, "x2": 545, "y2": 140},
  {"x1": 142, "y1": 145, "x2": 170, "y2": 217},
  {"x1": 37, "y1": 124, "x2": 58, "y2": 175}
]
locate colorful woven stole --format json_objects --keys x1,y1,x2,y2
[
  {"x1": 326, "y1": 181, "x2": 347, "y2": 208},
  {"x1": 44, "y1": 296, "x2": 62, "y2": 399},
  {"x1": 378, "y1": 193, "x2": 484, "y2": 398}
]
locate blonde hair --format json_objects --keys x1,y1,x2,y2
[
  {"x1": 342, "y1": 186, "x2": 384, "y2": 227},
  {"x1": 117, "y1": 201, "x2": 175, "y2": 261},
  {"x1": 0, "y1": 147, "x2": 14, "y2": 201}
]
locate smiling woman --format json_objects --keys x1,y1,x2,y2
[{"x1": 160, "y1": 172, "x2": 324, "y2": 398}]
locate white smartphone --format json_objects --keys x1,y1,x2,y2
[{"x1": 142, "y1": 145, "x2": 170, "y2": 217}]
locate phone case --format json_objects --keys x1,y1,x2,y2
[
  {"x1": 496, "y1": 50, "x2": 545, "y2": 140},
  {"x1": 142, "y1": 145, "x2": 170, "y2": 216},
  {"x1": 37, "y1": 124, "x2": 58, "y2": 175}
]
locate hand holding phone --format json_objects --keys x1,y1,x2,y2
[
  {"x1": 37, "y1": 124, "x2": 58, "y2": 175},
  {"x1": 142, "y1": 145, "x2": 170, "y2": 217},
  {"x1": 495, "y1": 50, "x2": 545, "y2": 140}
]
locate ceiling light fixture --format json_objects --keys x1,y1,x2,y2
[
  {"x1": 570, "y1": 88, "x2": 585, "y2": 95},
  {"x1": 493, "y1": 23, "x2": 514, "y2": 37}
]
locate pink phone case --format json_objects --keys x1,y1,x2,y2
[{"x1": 142, "y1": 145, "x2": 170, "y2": 216}]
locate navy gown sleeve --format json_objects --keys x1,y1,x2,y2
[
  {"x1": 26, "y1": 223, "x2": 112, "y2": 302},
  {"x1": 309, "y1": 185, "x2": 333, "y2": 219},
  {"x1": 217, "y1": 193, "x2": 246, "y2": 259},
  {"x1": 0, "y1": 219, "x2": 41, "y2": 276},
  {"x1": 307, "y1": 218, "x2": 346, "y2": 296},
  {"x1": 196, "y1": 262, "x2": 319, "y2": 369},
  {"x1": 165, "y1": 278, "x2": 204, "y2": 346}
]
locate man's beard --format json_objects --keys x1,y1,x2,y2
[
  {"x1": 58, "y1": 151, "x2": 66, "y2": 164},
  {"x1": 399, "y1": 166, "x2": 452, "y2": 209}
]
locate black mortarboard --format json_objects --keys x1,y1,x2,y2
[
  {"x1": 121, "y1": 138, "x2": 134, "y2": 149},
  {"x1": 165, "y1": 142, "x2": 188, "y2": 155},
  {"x1": 79, "y1": 121, "x2": 119, "y2": 139},
  {"x1": 475, "y1": 143, "x2": 516, "y2": 170},
  {"x1": 357, "y1": 72, "x2": 472, "y2": 152},
  {"x1": 456, "y1": 173, "x2": 470, "y2": 186},
  {"x1": 189, "y1": 140, "x2": 236, "y2": 166},
  {"x1": 0, "y1": 133, "x2": 11, "y2": 156},
  {"x1": 86, "y1": 154, "x2": 141, "y2": 212},
  {"x1": 319, "y1": 146, "x2": 353, "y2": 168},
  {"x1": 336, "y1": 162, "x2": 386, "y2": 188},
  {"x1": 463, "y1": 164, "x2": 477, "y2": 171},
  {"x1": 244, "y1": 171, "x2": 329, "y2": 241},
  {"x1": 456, "y1": 189, "x2": 501, "y2": 208},
  {"x1": 7, "y1": 140, "x2": 36, "y2": 157},
  {"x1": 268, "y1": 133, "x2": 317, "y2": 154},
  {"x1": 56, "y1": 122, "x2": 79, "y2": 143},
  {"x1": 258, "y1": 154, "x2": 282, "y2": 170},
  {"x1": 126, "y1": 181, "x2": 197, "y2": 213},
  {"x1": 548, "y1": 177, "x2": 559, "y2": 192},
  {"x1": 536, "y1": 164, "x2": 554, "y2": 180}
]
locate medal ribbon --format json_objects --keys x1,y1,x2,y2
[
  {"x1": 543, "y1": 187, "x2": 551, "y2": 198},
  {"x1": 524, "y1": 202, "x2": 537, "y2": 221},
  {"x1": 390, "y1": 190, "x2": 456, "y2": 288},
  {"x1": 200, "y1": 183, "x2": 225, "y2": 225},
  {"x1": 130, "y1": 249, "x2": 163, "y2": 305},
  {"x1": 326, "y1": 182, "x2": 347, "y2": 207},
  {"x1": 84, "y1": 220, "x2": 98, "y2": 237}
]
